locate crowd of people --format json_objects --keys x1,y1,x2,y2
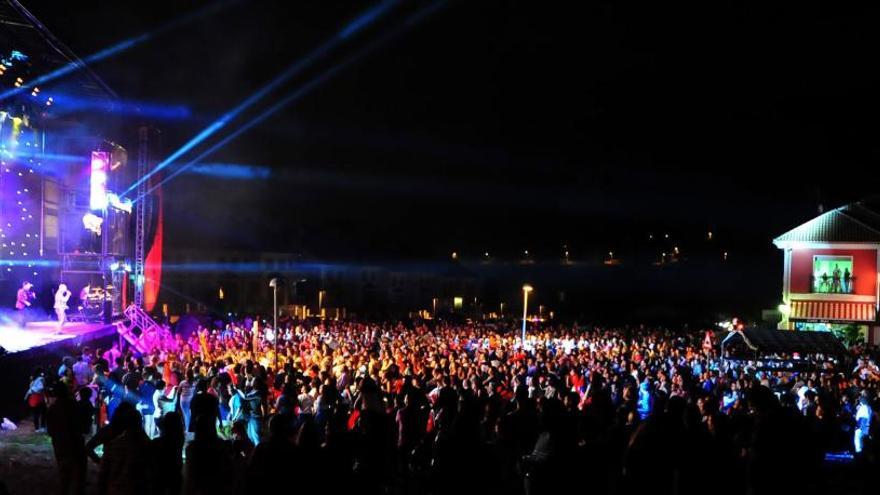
[{"x1": 16, "y1": 317, "x2": 880, "y2": 494}]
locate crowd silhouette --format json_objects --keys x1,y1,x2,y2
[{"x1": 18, "y1": 318, "x2": 880, "y2": 494}]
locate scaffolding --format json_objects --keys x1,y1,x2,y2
[{"x1": 133, "y1": 127, "x2": 149, "y2": 308}]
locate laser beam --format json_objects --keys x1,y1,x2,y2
[
  {"x1": 49, "y1": 93, "x2": 192, "y2": 120},
  {"x1": 123, "y1": 0, "x2": 401, "y2": 198},
  {"x1": 0, "y1": 0, "x2": 238, "y2": 102},
  {"x1": 134, "y1": 0, "x2": 448, "y2": 202},
  {"x1": 185, "y1": 162, "x2": 271, "y2": 180}
]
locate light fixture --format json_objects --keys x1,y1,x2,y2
[
  {"x1": 82, "y1": 212, "x2": 103, "y2": 235},
  {"x1": 777, "y1": 303, "x2": 791, "y2": 316},
  {"x1": 90, "y1": 151, "x2": 110, "y2": 210}
]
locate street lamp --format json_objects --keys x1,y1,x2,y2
[
  {"x1": 269, "y1": 278, "x2": 280, "y2": 372},
  {"x1": 521, "y1": 284, "x2": 533, "y2": 344}
]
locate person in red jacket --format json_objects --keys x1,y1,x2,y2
[{"x1": 15, "y1": 281, "x2": 35, "y2": 328}]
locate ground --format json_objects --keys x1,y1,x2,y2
[{"x1": 0, "y1": 421, "x2": 98, "y2": 495}]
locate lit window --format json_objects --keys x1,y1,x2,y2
[{"x1": 812, "y1": 255, "x2": 854, "y2": 294}]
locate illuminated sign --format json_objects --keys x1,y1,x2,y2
[{"x1": 90, "y1": 151, "x2": 110, "y2": 210}]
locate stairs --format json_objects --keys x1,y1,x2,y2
[{"x1": 115, "y1": 304, "x2": 170, "y2": 354}]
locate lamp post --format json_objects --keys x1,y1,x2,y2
[
  {"x1": 521, "y1": 284, "x2": 533, "y2": 345},
  {"x1": 269, "y1": 278, "x2": 280, "y2": 372}
]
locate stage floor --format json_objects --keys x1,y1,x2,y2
[{"x1": 0, "y1": 320, "x2": 117, "y2": 355}]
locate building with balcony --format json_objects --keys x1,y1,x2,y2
[{"x1": 774, "y1": 199, "x2": 880, "y2": 344}]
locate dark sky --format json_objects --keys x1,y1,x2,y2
[{"x1": 21, "y1": 1, "x2": 880, "y2": 263}]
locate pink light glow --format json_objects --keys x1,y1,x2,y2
[{"x1": 90, "y1": 151, "x2": 110, "y2": 210}]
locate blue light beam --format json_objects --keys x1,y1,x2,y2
[
  {"x1": 49, "y1": 93, "x2": 192, "y2": 120},
  {"x1": 134, "y1": 0, "x2": 448, "y2": 202},
  {"x1": 186, "y1": 162, "x2": 271, "y2": 180},
  {"x1": 122, "y1": 0, "x2": 400, "y2": 197},
  {"x1": 0, "y1": 0, "x2": 238, "y2": 102}
]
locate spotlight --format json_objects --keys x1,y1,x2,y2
[
  {"x1": 107, "y1": 193, "x2": 132, "y2": 213},
  {"x1": 82, "y1": 212, "x2": 103, "y2": 234},
  {"x1": 90, "y1": 151, "x2": 110, "y2": 210}
]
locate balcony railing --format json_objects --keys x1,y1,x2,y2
[{"x1": 810, "y1": 275, "x2": 856, "y2": 294}]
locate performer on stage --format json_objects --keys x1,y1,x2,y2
[
  {"x1": 15, "y1": 281, "x2": 35, "y2": 328},
  {"x1": 54, "y1": 283, "x2": 71, "y2": 333},
  {"x1": 78, "y1": 284, "x2": 90, "y2": 312}
]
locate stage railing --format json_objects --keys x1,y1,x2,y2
[{"x1": 116, "y1": 304, "x2": 170, "y2": 354}]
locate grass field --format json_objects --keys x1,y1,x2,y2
[{"x1": 0, "y1": 422, "x2": 99, "y2": 495}]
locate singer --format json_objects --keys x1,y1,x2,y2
[
  {"x1": 15, "y1": 281, "x2": 35, "y2": 328},
  {"x1": 54, "y1": 283, "x2": 71, "y2": 333}
]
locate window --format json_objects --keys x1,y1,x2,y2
[{"x1": 812, "y1": 255, "x2": 854, "y2": 294}]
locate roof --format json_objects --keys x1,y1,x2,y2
[
  {"x1": 774, "y1": 198, "x2": 880, "y2": 245},
  {"x1": 727, "y1": 328, "x2": 846, "y2": 356}
]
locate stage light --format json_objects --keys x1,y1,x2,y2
[
  {"x1": 82, "y1": 213, "x2": 103, "y2": 234},
  {"x1": 90, "y1": 151, "x2": 110, "y2": 210},
  {"x1": 107, "y1": 193, "x2": 132, "y2": 213},
  {"x1": 0, "y1": 2, "x2": 236, "y2": 103}
]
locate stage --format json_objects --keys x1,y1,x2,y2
[{"x1": 0, "y1": 320, "x2": 118, "y2": 356}]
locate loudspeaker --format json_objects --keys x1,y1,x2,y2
[{"x1": 103, "y1": 300, "x2": 112, "y2": 324}]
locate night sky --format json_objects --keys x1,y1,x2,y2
[{"x1": 21, "y1": 1, "x2": 880, "y2": 264}]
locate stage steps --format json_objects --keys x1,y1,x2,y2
[{"x1": 115, "y1": 304, "x2": 170, "y2": 354}]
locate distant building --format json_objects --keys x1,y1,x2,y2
[
  {"x1": 774, "y1": 199, "x2": 880, "y2": 344},
  {"x1": 159, "y1": 248, "x2": 479, "y2": 318}
]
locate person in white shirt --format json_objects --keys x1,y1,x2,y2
[
  {"x1": 72, "y1": 354, "x2": 93, "y2": 387},
  {"x1": 54, "y1": 283, "x2": 71, "y2": 333},
  {"x1": 796, "y1": 380, "x2": 816, "y2": 412},
  {"x1": 297, "y1": 384, "x2": 314, "y2": 415},
  {"x1": 854, "y1": 394, "x2": 872, "y2": 454}
]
